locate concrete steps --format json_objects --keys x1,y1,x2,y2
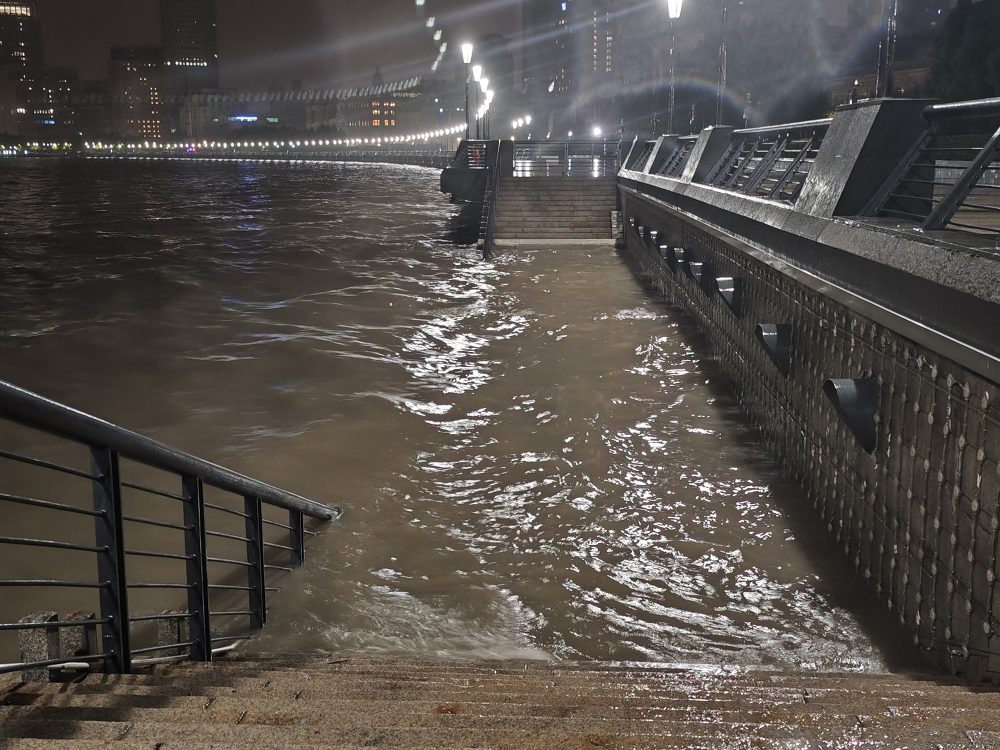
[
  {"x1": 492, "y1": 176, "x2": 617, "y2": 242},
  {"x1": 2, "y1": 656, "x2": 1000, "y2": 748}
]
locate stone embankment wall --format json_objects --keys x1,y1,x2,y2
[{"x1": 620, "y1": 196, "x2": 1000, "y2": 681}]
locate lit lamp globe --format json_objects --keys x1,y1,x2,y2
[
  {"x1": 472, "y1": 64, "x2": 484, "y2": 83},
  {"x1": 667, "y1": 0, "x2": 683, "y2": 19},
  {"x1": 461, "y1": 43, "x2": 474, "y2": 65}
]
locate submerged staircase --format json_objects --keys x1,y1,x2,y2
[
  {"x1": 492, "y1": 175, "x2": 618, "y2": 244},
  {"x1": 3, "y1": 655, "x2": 1000, "y2": 748}
]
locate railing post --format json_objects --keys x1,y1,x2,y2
[
  {"x1": 244, "y1": 496, "x2": 266, "y2": 630},
  {"x1": 182, "y1": 475, "x2": 212, "y2": 662},
  {"x1": 91, "y1": 447, "x2": 131, "y2": 674},
  {"x1": 289, "y1": 509, "x2": 305, "y2": 568}
]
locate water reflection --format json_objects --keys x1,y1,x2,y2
[{"x1": 0, "y1": 159, "x2": 909, "y2": 672}]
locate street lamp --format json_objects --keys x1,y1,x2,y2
[
  {"x1": 666, "y1": 0, "x2": 683, "y2": 134},
  {"x1": 716, "y1": 0, "x2": 728, "y2": 125},
  {"x1": 472, "y1": 64, "x2": 484, "y2": 139},
  {"x1": 461, "y1": 42, "x2": 474, "y2": 138},
  {"x1": 875, "y1": 0, "x2": 899, "y2": 98},
  {"x1": 480, "y1": 77, "x2": 491, "y2": 139}
]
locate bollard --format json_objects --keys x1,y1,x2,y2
[
  {"x1": 156, "y1": 611, "x2": 191, "y2": 659},
  {"x1": 18, "y1": 612, "x2": 59, "y2": 682},
  {"x1": 59, "y1": 612, "x2": 97, "y2": 663}
]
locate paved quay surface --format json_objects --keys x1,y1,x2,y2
[{"x1": 2, "y1": 655, "x2": 1000, "y2": 748}]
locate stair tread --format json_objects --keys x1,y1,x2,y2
[
  {"x1": 3, "y1": 717, "x2": 990, "y2": 748},
  {"x1": 3, "y1": 658, "x2": 998, "y2": 748}
]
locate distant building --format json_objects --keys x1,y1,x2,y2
[
  {"x1": 341, "y1": 95, "x2": 397, "y2": 133},
  {"x1": 160, "y1": 0, "x2": 219, "y2": 135},
  {"x1": 110, "y1": 47, "x2": 163, "y2": 140},
  {"x1": 160, "y1": 0, "x2": 219, "y2": 90},
  {"x1": 521, "y1": 0, "x2": 573, "y2": 101},
  {"x1": 72, "y1": 81, "x2": 113, "y2": 141},
  {"x1": 0, "y1": 0, "x2": 44, "y2": 135},
  {"x1": 30, "y1": 66, "x2": 77, "y2": 137}
]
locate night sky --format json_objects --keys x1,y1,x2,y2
[{"x1": 37, "y1": 0, "x2": 519, "y2": 88}]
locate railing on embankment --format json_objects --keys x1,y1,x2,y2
[
  {"x1": 617, "y1": 97, "x2": 1000, "y2": 682},
  {"x1": 0, "y1": 379, "x2": 340, "y2": 679}
]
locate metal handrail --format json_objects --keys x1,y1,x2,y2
[
  {"x1": 702, "y1": 119, "x2": 831, "y2": 204},
  {"x1": 0, "y1": 380, "x2": 336, "y2": 519},
  {"x1": 480, "y1": 140, "x2": 503, "y2": 257},
  {"x1": 923, "y1": 97, "x2": 1000, "y2": 121},
  {"x1": 512, "y1": 140, "x2": 621, "y2": 178},
  {"x1": 0, "y1": 378, "x2": 341, "y2": 678},
  {"x1": 866, "y1": 96, "x2": 1000, "y2": 233}
]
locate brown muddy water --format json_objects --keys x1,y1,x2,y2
[{"x1": 0, "y1": 158, "x2": 916, "y2": 671}]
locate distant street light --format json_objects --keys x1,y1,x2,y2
[
  {"x1": 461, "y1": 43, "x2": 474, "y2": 138},
  {"x1": 666, "y1": 0, "x2": 684, "y2": 134}
]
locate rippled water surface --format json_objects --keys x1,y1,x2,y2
[{"x1": 0, "y1": 158, "x2": 910, "y2": 671}]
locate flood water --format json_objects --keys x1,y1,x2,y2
[{"x1": 0, "y1": 158, "x2": 912, "y2": 671}]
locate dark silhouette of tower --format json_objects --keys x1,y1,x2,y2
[
  {"x1": 161, "y1": 0, "x2": 219, "y2": 93},
  {"x1": 0, "y1": 0, "x2": 44, "y2": 134}
]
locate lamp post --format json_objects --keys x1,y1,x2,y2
[
  {"x1": 472, "y1": 64, "x2": 484, "y2": 139},
  {"x1": 480, "y1": 78, "x2": 491, "y2": 139},
  {"x1": 875, "y1": 0, "x2": 898, "y2": 98},
  {"x1": 461, "y1": 42, "x2": 474, "y2": 139},
  {"x1": 666, "y1": 0, "x2": 683, "y2": 135},
  {"x1": 716, "y1": 0, "x2": 728, "y2": 125}
]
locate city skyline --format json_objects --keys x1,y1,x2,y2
[{"x1": 36, "y1": 0, "x2": 519, "y2": 89}]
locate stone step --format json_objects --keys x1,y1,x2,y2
[
  {"x1": 495, "y1": 208, "x2": 616, "y2": 214},
  {"x1": 498, "y1": 189, "x2": 616, "y2": 195},
  {"x1": 4, "y1": 658, "x2": 999, "y2": 749},
  {"x1": 178, "y1": 659, "x2": 982, "y2": 692},
  {"x1": 79, "y1": 675, "x2": 1000, "y2": 706},
  {"x1": 1, "y1": 717, "x2": 989, "y2": 749},
  {"x1": 66, "y1": 659, "x2": 974, "y2": 690},
  {"x1": 497, "y1": 196, "x2": 616, "y2": 202},
  {"x1": 174, "y1": 655, "x2": 968, "y2": 695},
  {"x1": 495, "y1": 199, "x2": 617, "y2": 205},
  {"x1": 494, "y1": 235, "x2": 612, "y2": 240},
  {"x1": 8, "y1": 696, "x2": 1000, "y2": 732},
  {"x1": 494, "y1": 225, "x2": 612, "y2": 230},
  {"x1": 24, "y1": 691, "x2": 1000, "y2": 718}
]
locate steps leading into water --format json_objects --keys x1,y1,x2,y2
[
  {"x1": 2, "y1": 655, "x2": 999, "y2": 748},
  {"x1": 493, "y1": 176, "x2": 617, "y2": 244}
]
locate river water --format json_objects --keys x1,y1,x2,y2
[{"x1": 0, "y1": 158, "x2": 912, "y2": 671}]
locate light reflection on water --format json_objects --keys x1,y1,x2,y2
[{"x1": 0, "y1": 158, "x2": 910, "y2": 672}]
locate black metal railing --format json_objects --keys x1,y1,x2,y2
[
  {"x1": 702, "y1": 119, "x2": 830, "y2": 203},
  {"x1": 866, "y1": 97, "x2": 1000, "y2": 234},
  {"x1": 0, "y1": 379, "x2": 340, "y2": 677},
  {"x1": 447, "y1": 140, "x2": 491, "y2": 171},
  {"x1": 624, "y1": 140, "x2": 656, "y2": 171},
  {"x1": 512, "y1": 141, "x2": 620, "y2": 178},
  {"x1": 654, "y1": 136, "x2": 698, "y2": 179},
  {"x1": 479, "y1": 140, "x2": 503, "y2": 256}
]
